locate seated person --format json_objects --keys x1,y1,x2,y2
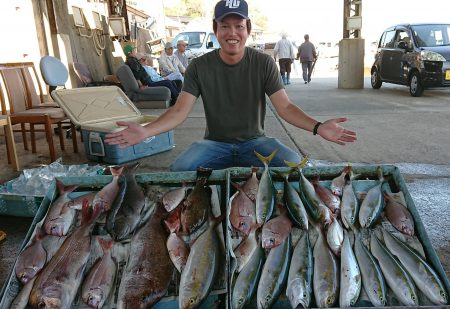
[
  {"x1": 123, "y1": 44, "x2": 179, "y2": 105},
  {"x1": 138, "y1": 53, "x2": 182, "y2": 92},
  {"x1": 158, "y1": 42, "x2": 186, "y2": 80}
]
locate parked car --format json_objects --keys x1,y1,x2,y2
[
  {"x1": 171, "y1": 30, "x2": 220, "y2": 62},
  {"x1": 371, "y1": 23, "x2": 450, "y2": 97}
]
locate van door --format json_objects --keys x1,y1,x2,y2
[{"x1": 380, "y1": 30, "x2": 397, "y2": 80}]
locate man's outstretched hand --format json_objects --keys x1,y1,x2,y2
[
  {"x1": 317, "y1": 118, "x2": 357, "y2": 145},
  {"x1": 104, "y1": 121, "x2": 148, "y2": 148}
]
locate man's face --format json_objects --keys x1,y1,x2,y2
[
  {"x1": 177, "y1": 42, "x2": 187, "y2": 53},
  {"x1": 215, "y1": 15, "x2": 249, "y2": 57},
  {"x1": 165, "y1": 47, "x2": 174, "y2": 56}
]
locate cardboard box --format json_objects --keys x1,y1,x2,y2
[{"x1": 52, "y1": 86, "x2": 174, "y2": 164}]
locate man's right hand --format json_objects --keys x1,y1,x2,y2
[{"x1": 104, "y1": 121, "x2": 149, "y2": 148}]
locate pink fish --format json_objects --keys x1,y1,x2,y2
[
  {"x1": 311, "y1": 176, "x2": 341, "y2": 215},
  {"x1": 43, "y1": 179, "x2": 79, "y2": 236},
  {"x1": 230, "y1": 182, "x2": 257, "y2": 236},
  {"x1": 92, "y1": 166, "x2": 124, "y2": 212},
  {"x1": 242, "y1": 167, "x2": 260, "y2": 202},
  {"x1": 162, "y1": 183, "x2": 187, "y2": 212},
  {"x1": 384, "y1": 193, "x2": 415, "y2": 236},
  {"x1": 15, "y1": 227, "x2": 46, "y2": 284},
  {"x1": 29, "y1": 200, "x2": 102, "y2": 308},
  {"x1": 330, "y1": 166, "x2": 351, "y2": 197},
  {"x1": 81, "y1": 237, "x2": 117, "y2": 309},
  {"x1": 261, "y1": 204, "x2": 292, "y2": 249}
]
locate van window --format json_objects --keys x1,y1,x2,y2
[
  {"x1": 206, "y1": 33, "x2": 220, "y2": 48},
  {"x1": 381, "y1": 30, "x2": 396, "y2": 48},
  {"x1": 394, "y1": 30, "x2": 411, "y2": 48}
]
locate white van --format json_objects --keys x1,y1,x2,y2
[{"x1": 171, "y1": 30, "x2": 220, "y2": 62}]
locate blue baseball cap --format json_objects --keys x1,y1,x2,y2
[{"x1": 214, "y1": 0, "x2": 249, "y2": 22}]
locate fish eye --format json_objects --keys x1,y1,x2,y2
[
  {"x1": 265, "y1": 295, "x2": 271, "y2": 302},
  {"x1": 38, "y1": 302, "x2": 46, "y2": 309},
  {"x1": 238, "y1": 297, "x2": 244, "y2": 304},
  {"x1": 189, "y1": 298, "x2": 195, "y2": 304}
]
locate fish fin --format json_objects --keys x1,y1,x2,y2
[
  {"x1": 254, "y1": 149, "x2": 279, "y2": 166},
  {"x1": 196, "y1": 167, "x2": 213, "y2": 179},
  {"x1": 97, "y1": 237, "x2": 114, "y2": 254},
  {"x1": 83, "y1": 199, "x2": 102, "y2": 225},
  {"x1": 284, "y1": 156, "x2": 309, "y2": 169},
  {"x1": 55, "y1": 179, "x2": 79, "y2": 195},
  {"x1": 250, "y1": 166, "x2": 259, "y2": 174},
  {"x1": 164, "y1": 208, "x2": 181, "y2": 233},
  {"x1": 109, "y1": 166, "x2": 124, "y2": 177}
]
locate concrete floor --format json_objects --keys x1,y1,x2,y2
[{"x1": 1, "y1": 65, "x2": 449, "y2": 298}]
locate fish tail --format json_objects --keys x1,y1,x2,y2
[
  {"x1": 109, "y1": 166, "x2": 124, "y2": 177},
  {"x1": 254, "y1": 149, "x2": 279, "y2": 166},
  {"x1": 82, "y1": 199, "x2": 102, "y2": 225},
  {"x1": 274, "y1": 170, "x2": 291, "y2": 179},
  {"x1": 97, "y1": 237, "x2": 114, "y2": 254},
  {"x1": 196, "y1": 167, "x2": 213, "y2": 179},
  {"x1": 56, "y1": 179, "x2": 79, "y2": 195},
  {"x1": 311, "y1": 175, "x2": 320, "y2": 184},
  {"x1": 284, "y1": 156, "x2": 309, "y2": 169},
  {"x1": 251, "y1": 166, "x2": 259, "y2": 174}
]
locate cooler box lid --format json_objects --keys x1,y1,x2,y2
[{"x1": 51, "y1": 86, "x2": 141, "y2": 126}]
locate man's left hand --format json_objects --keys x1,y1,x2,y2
[{"x1": 317, "y1": 118, "x2": 357, "y2": 145}]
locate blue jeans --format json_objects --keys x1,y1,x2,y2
[{"x1": 170, "y1": 136, "x2": 301, "y2": 171}]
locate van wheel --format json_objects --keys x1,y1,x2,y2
[
  {"x1": 371, "y1": 68, "x2": 382, "y2": 89},
  {"x1": 409, "y1": 72, "x2": 424, "y2": 97}
]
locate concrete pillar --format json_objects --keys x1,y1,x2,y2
[{"x1": 338, "y1": 38, "x2": 365, "y2": 89}]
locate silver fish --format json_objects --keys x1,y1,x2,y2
[
  {"x1": 359, "y1": 167, "x2": 385, "y2": 228},
  {"x1": 326, "y1": 216, "x2": 344, "y2": 256},
  {"x1": 255, "y1": 150, "x2": 277, "y2": 225},
  {"x1": 11, "y1": 277, "x2": 36, "y2": 309},
  {"x1": 257, "y1": 234, "x2": 291, "y2": 309},
  {"x1": 354, "y1": 234, "x2": 387, "y2": 307},
  {"x1": 29, "y1": 200, "x2": 101, "y2": 309},
  {"x1": 341, "y1": 168, "x2": 359, "y2": 229},
  {"x1": 339, "y1": 231, "x2": 361, "y2": 307},
  {"x1": 313, "y1": 230, "x2": 339, "y2": 308},
  {"x1": 234, "y1": 227, "x2": 259, "y2": 272},
  {"x1": 370, "y1": 232, "x2": 418, "y2": 306},
  {"x1": 382, "y1": 228, "x2": 448, "y2": 305},
  {"x1": 179, "y1": 216, "x2": 222, "y2": 309},
  {"x1": 277, "y1": 170, "x2": 308, "y2": 230},
  {"x1": 81, "y1": 237, "x2": 117, "y2": 309},
  {"x1": 43, "y1": 179, "x2": 79, "y2": 236},
  {"x1": 232, "y1": 238, "x2": 264, "y2": 309},
  {"x1": 286, "y1": 232, "x2": 313, "y2": 309}
]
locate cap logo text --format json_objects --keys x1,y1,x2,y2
[{"x1": 225, "y1": 0, "x2": 240, "y2": 9}]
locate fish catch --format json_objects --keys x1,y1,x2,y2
[
  {"x1": 261, "y1": 204, "x2": 292, "y2": 249},
  {"x1": 286, "y1": 231, "x2": 313, "y2": 309},
  {"x1": 254, "y1": 150, "x2": 277, "y2": 225},
  {"x1": 311, "y1": 176, "x2": 340, "y2": 215},
  {"x1": 370, "y1": 232, "x2": 419, "y2": 306},
  {"x1": 108, "y1": 163, "x2": 146, "y2": 241},
  {"x1": 257, "y1": 234, "x2": 291, "y2": 309},
  {"x1": 15, "y1": 227, "x2": 46, "y2": 285},
  {"x1": 117, "y1": 203, "x2": 174, "y2": 308},
  {"x1": 330, "y1": 165, "x2": 351, "y2": 197},
  {"x1": 339, "y1": 231, "x2": 361, "y2": 307},
  {"x1": 81, "y1": 237, "x2": 117, "y2": 309},
  {"x1": 242, "y1": 167, "x2": 260, "y2": 202},
  {"x1": 92, "y1": 166, "x2": 124, "y2": 212},
  {"x1": 179, "y1": 215, "x2": 222, "y2": 309},
  {"x1": 232, "y1": 239, "x2": 264, "y2": 309},
  {"x1": 384, "y1": 193, "x2": 415, "y2": 236},
  {"x1": 229, "y1": 182, "x2": 257, "y2": 236},
  {"x1": 180, "y1": 168, "x2": 213, "y2": 236},
  {"x1": 43, "y1": 179, "x2": 79, "y2": 236},
  {"x1": 162, "y1": 183, "x2": 187, "y2": 212},
  {"x1": 276, "y1": 170, "x2": 308, "y2": 230},
  {"x1": 164, "y1": 208, "x2": 189, "y2": 273},
  {"x1": 340, "y1": 166, "x2": 359, "y2": 229},
  {"x1": 29, "y1": 200, "x2": 101, "y2": 309},
  {"x1": 359, "y1": 167, "x2": 385, "y2": 228}
]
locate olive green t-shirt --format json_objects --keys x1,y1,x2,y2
[{"x1": 183, "y1": 47, "x2": 283, "y2": 143}]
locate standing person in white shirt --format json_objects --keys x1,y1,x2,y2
[
  {"x1": 159, "y1": 42, "x2": 186, "y2": 80},
  {"x1": 273, "y1": 33, "x2": 295, "y2": 85},
  {"x1": 174, "y1": 40, "x2": 189, "y2": 69}
]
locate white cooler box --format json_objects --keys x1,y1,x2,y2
[{"x1": 52, "y1": 86, "x2": 174, "y2": 164}]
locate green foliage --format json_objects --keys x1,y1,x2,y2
[{"x1": 164, "y1": 0, "x2": 204, "y2": 18}]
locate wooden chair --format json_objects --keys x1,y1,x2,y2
[
  {"x1": 0, "y1": 115, "x2": 19, "y2": 171},
  {"x1": 0, "y1": 63, "x2": 77, "y2": 162}
]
